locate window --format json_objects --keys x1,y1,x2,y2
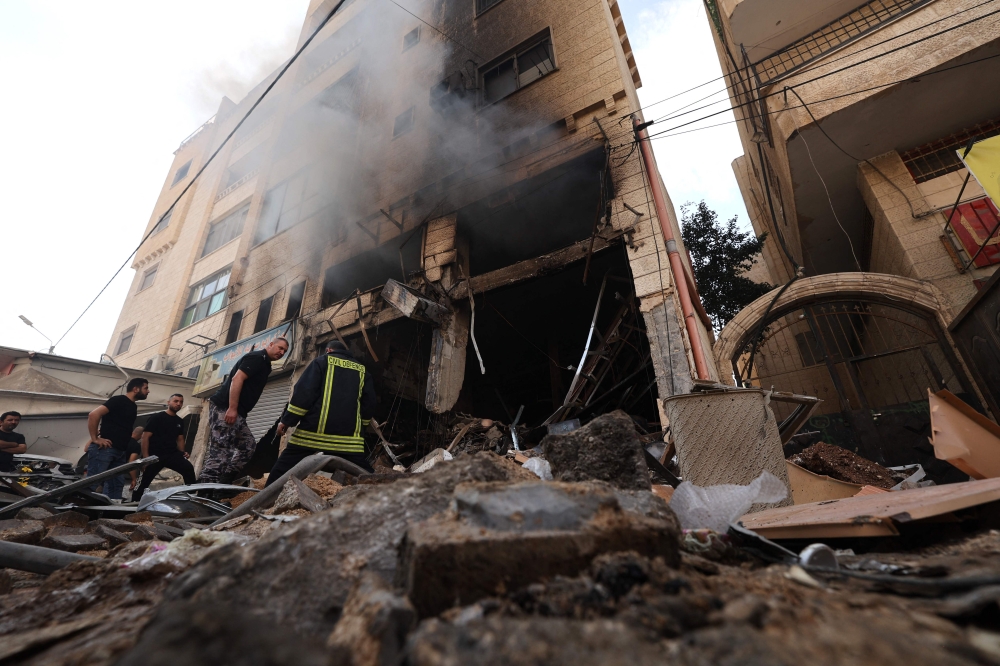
[
  {"x1": 180, "y1": 267, "x2": 231, "y2": 328},
  {"x1": 115, "y1": 326, "x2": 136, "y2": 355},
  {"x1": 151, "y1": 210, "x2": 171, "y2": 236},
  {"x1": 138, "y1": 265, "x2": 158, "y2": 292},
  {"x1": 172, "y1": 160, "x2": 192, "y2": 186},
  {"x1": 255, "y1": 172, "x2": 323, "y2": 244},
  {"x1": 203, "y1": 206, "x2": 248, "y2": 257},
  {"x1": 225, "y1": 310, "x2": 244, "y2": 345},
  {"x1": 402, "y1": 27, "x2": 419, "y2": 51},
  {"x1": 187, "y1": 366, "x2": 201, "y2": 379},
  {"x1": 393, "y1": 107, "x2": 414, "y2": 138},
  {"x1": 254, "y1": 295, "x2": 274, "y2": 333},
  {"x1": 284, "y1": 281, "x2": 306, "y2": 320},
  {"x1": 476, "y1": 0, "x2": 505, "y2": 14},
  {"x1": 481, "y1": 35, "x2": 555, "y2": 105}
]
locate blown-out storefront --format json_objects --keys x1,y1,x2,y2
[{"x1": 188, "y1": 322, "x2": 297, "y2": 473}]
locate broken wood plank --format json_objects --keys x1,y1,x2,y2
[
  {"x1": 446, "y1": 424, "x2": 472, "y2": 454},
  {"x1": 381, "y1": 279, "x2": 449, "y2": 324},
  {"x1": 289, "y1": 476, "x2": 328, "y2": 513},
  {"x1": 741, "y1": 477, "x2": 1000, "y2": 539}
]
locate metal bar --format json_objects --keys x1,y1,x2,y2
[
  {"x1": 0, "y1": 540, "x2": 100, "y2": 575},
  {"x1": 355, "y1": 294, "x2": 380, "y2": 362},
  {"x1": 369, "y1": 420, "x2": 402, "y2": 466},
  {"x1": 0, "y1": 456, "x2": 159, "y2": 518},
  {"x1": 380, "y1": 209, "x2": 404, "y2": 231},
  {"x1": 355, "y1": 220, "x2": 379, "y2": 243},
  {"x1": 552, "y1": 274, "x2": 609, "y2": 424},
  {"x1": 803, "y1": 307, "x2": 853, "y2": 412}
]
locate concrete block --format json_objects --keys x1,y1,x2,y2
[
  {"x1": 398, "y1": 480, "x2": 679, "y2": 617},
  {"x1": 42, "y1": 511, "x2": 90, "y2": 529},
  {"x1": 0, "y1": 519, "x2": 45, "y2": 545},
  {"x1": 15, "y1": 507, "x2": 54, "y2": 521},
  {"x1": 40, "y1": 533, "x2": 108, "y2": 552},
  {"x1": 541, "y1": 410, "x2": 651, "y2": 490},
  {"x1": 93, "y1": 524, "x2": 132, "y2": 547}
]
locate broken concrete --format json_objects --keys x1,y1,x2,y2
[
  {"x1": 39, "y1": 533, "x2": 108, "y2": 552},
  {"x1": 0, "y1": 519, "x2": 44, "y2": 545},
  {"x1": 15, "y1": 507, "x2": 54, "y2": 521},
  {"x1": 94, "y1": 525, "x2": 131, "y2": 547},
  {"x1": 327, "y1": 573, "x2": 416, "y2": 666},
  {"x1": 158, "y1": 453, "x2": 536, "y2": 638},
  {"x1": 398, "y1": 481, "x2": 680, "y2": 617},
  {"x1": 541, "y1": 411, "x2": 651, "y2": 490},
  {"x1": 42, "y1": 511, "x2": 90, "y2": 529}
]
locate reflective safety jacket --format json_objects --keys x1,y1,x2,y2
[{"x1": 279, "y1": 351, "x2": 376, "y2": 453}]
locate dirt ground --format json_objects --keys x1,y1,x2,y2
[{"x1": 791, "y1": 442, "x2": 901, "y2": 488}]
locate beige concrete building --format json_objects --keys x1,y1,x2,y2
[
  {"x1": 706, "y1": 0, "x2": 1000, "y2": 471},
  {"x1": 107, "y1": 0, "x2": 717, "y2": 468}
]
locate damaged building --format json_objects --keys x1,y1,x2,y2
[
  {"x1": 105, "y1": 0, "x2": 718, "y2": 468},
  {"x1": 705, "y1": 0, "x2": 1000, "y2": 468}
]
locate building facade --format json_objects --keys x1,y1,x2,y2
[
  {"x1": 107, "y1": 0, "x2": 716, "y2": 468},
  {"x1": 706, "y1": 0, "x2": 1000, "y2": 469}
]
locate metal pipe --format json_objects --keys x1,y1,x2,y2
[
  {"x1": 100, "y1": 353, "x2": 131, "y2": 396},
  {"x1": 0, "y1": 540, "x2": 100, "y2": 575},
  {"x1": 634, "y1": 118, "x2": 711, "y2": 380}
]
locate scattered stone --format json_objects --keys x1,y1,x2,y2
[
  {"x1": 45, "y1": 526, "x2": 86, "y2": 538},
  {"x1": 91, "y1": 518, "x2": 143, "y2": 534},
  {"x1": 399, "y1": 481, "x2": 680, "y2": 617},
  {"x1": 327, "y1": 573, "x2": 416, "y2": 666},
  {"x1": 130, "y1": 525, "x2": 158, "y2": 542},
  {"x1": 270, "y1": 476, "x2": 327, "y2": 514},
  {"x1": 126, "y1": 511, "x2": 154, "y2": 524},
  {"x1": 94, "y1": 524, "x2": 132, "y2": 547},
  {"x1": 541, "y1": 411, "x2": 651, "y2": 490},
  {"x1": 41, "y1": 511, "x2": 90, "y2": 529},
  {"x1": 40, "y1": 533, "x2": 108, "y2": 552},
  {"x1": 152, "y1": 524, "x2": 179, "y2": 541},
  {"x1": 0, "y1": 519, "x2": 45, "y2": 545},
  {"x1": 15, "y1": 507, "x2": 53, "y2": 521},
  {"x1": 410, "y1": 448, "x2": 453, "y2": 474},
  {"x1": 406, "y1": 617, "x2": 665, "y2": 665}
]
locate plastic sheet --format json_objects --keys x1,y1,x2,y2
[{"x1": 670, "y1": 471, "x2": 788, "y2": 532}]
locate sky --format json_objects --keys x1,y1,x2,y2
[{"x1": 0, "y1": 0, "x2": 746, "y2": 363}]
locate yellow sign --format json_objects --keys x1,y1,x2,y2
[{"x1": 960, "y1": 135, "x2": 1000, "y2": 207}]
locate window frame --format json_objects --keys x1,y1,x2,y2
[
  {"x1": 115, "y1": 325, "x2": 136, "y2": 355},
  {"x1": 202, "y1": 205, "x2": 249, "y2": 258},
  {"x1": 150, "y1": 210, "x2": 171, "y2": 237},
  {"x1": 284, "y1": 281, "x2": 307, "y2": 321},
  {"x1": 179, "y1": 267, "x2": 232, "y2": 330},
  {"x1": 254, "y1": 171, "x2": 320, "y2": 245},
  {"x1": 254, "y1": 295, "x2": 275, "y2": 333},
  {"x1": 171, "y1": 160, "x2": 192, "y2": 187},
  {"x1": 402, "y1": 26, "x2": 420, "y2": 51},
  {"x1": 480, "y1": 31, "x2": 556, "y2": 106},
  {"x1": 392, "y1": 106, "x2": 415, "y2": 138},
  {"x1": 475, "y1": 0, "x2": 506, "y2": 17},
  {"x1": 138, "y1": 265, "x2": 158, "y2": 293}
]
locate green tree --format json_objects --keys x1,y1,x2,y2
[{"x1": 680, "y1": 201, "x2": 771, "y2": 331}]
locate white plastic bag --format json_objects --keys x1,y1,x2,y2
[
  {"x1": 670, "y1": 471, "x2": 788, "y2": 532},
  {"x1": 523, "y1": 457, "x2": 552, "y2": 481}
]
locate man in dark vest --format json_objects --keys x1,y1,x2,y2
[{"x1": 266, "y1": 341, "x2": 375, "y2": 485}]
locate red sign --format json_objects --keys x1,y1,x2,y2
[{"x1": 948, "y1": 198, "x2": 1000, "y2": 268}]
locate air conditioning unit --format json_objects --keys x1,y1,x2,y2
[{"x1": 149, "y1": 354, "x2": 169, "y2": 373}]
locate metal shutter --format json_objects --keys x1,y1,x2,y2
[{"x1": 245, "y1": 376, "x2": 292, "y2": 442}]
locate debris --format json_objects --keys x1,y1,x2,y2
[
  {"x1": 0, "y1": 539, "x2": 101, "y2": 574},
  {"x1": 785, "y1": 564, "x2": 825, "y2": 589},
  {"x1": 271, "y1": 476, "x2": 328, "y2": 514},
  {"x1": 541, "y1": 410, "x2": 650, "y2": 490},
  {"x1": 15, "y1": 507, "x2": 54, "y2": 521},
  {"x1": 791, "y1": 442, "x2": 899, "y2": 489},
  {"x1": 0, "y1": 519, "x2": 45, "y2": 545},
  {"x1": 327, "y1": 573, "x2": 416, "y2": 665},
  {"x1": 929, "y1": 388, "x2": 1000, "y2": 479},
  {"x1": 399, "y1": 480, "x2": 679, "y2": 617},
  {"x1": 93, "y1": 524, "x2": 131, "y2": 547},
  {"x1": 523, "y1": 457, "x2": 552, "y2": 480},
  {"x1": 0, "y1": 617, "x2": 105, "y2": 663},
  {"x1": 39, "y1": 533, "x2": 107, "y2": 552},
  {"x1": 224, "y1": 490, "x2": 256, "y2": 508},
  {"x1": 799, "y1": 543, "x2": 839, "y2": 570},
  {"x1": 741, "y1": 477, "x2": 1000, "y2": 539},
  {"x1": 786, "y1": 460, "x2": 865, "y2": 504},
  {"x1": 410, "y1": 448, "x2": 453, "y2": 474},
  {"x1": 42, "y1": 510, "x2": 90, "y2": 529},
  {"x1": 670, "y1": 471, "x2": 788, "y2": 532}
]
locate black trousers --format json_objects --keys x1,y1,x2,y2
[
  {"x1": 264, "y1": 443, "x2": 374, "y2": 487},
  {"x1": 134, "y1": 449, "x2": 197, "y2": 500}
]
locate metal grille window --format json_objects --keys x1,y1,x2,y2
[
  {"x1": 138, "y1": 265, "x2": 158, "y2": 293},
  {"x1": 115, "y1": 326, "x2": 136, "y2": 355},
  {"x1": 755, "y1": 0, "x2": 933, "y2": 84},
  {"x1": 476, "y1": 0, "x2": 505, "y2": 15},
  {"x1": 151, "y1": 210, "x2": 171, "y2": 236},
  {"x1": 481, "y1": 35, "x2": 555, "y2": 105},
  {"x1": 180, "y1": 267, "x2": 231, "y2": 328},
  {"x1": 901, "y1": 118, "x2": 1000, "y2": 183},
  {"x1": 202, "y1": 206, "x2": 248, "y2": 257}
]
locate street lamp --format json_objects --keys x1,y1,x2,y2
[{"x1": 18, "y1": 315, "x2": 55, "y2": 354}]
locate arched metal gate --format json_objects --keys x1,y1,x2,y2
[{"x1": 733, "y1": 298, "x2": 980, "y2": 469}]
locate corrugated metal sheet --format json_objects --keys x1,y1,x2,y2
[{"x1": 246, "y1": 375, "x2": 292, "y2": 441}]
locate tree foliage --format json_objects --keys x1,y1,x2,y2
[{"x1": 680, "y1": 201, "x2": 772, "y2": 331}]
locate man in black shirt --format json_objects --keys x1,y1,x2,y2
[
  {"x1": 86, "y1": 377, "x2": 148, "y2": 500},
  {"x1": 125, "y1": 427, "x2": 144, "y2": 498},
  {"x1": 0, "y1": 411, "x2": 27, "y2": 473},
  {"x1": 133, "y1": 394, "x2": 196, "y2": 500},
  {"x1": 200, "y1": 338, "x2": 288, "y2": 483}
]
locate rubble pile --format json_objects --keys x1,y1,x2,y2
[{"x1": 790, "y1": 442, "x2": 902, "y2": 489}]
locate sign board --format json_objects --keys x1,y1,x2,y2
[
  {"x1": 192, "y1": 321, "x2": 294, "y2": 397},
  {"x1": 961, "y1": 134, "x2": 1000, "y2": 208}
]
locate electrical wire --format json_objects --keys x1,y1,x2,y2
[{"x1": 385, "y1": 0, "x2": 486, "y2": 61}]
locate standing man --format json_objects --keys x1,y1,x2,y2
[
  {"x1": 86, "y1": 377, "x2": 149, "y2": 500},
  {"x1": 133, "y1": 393, "x2": 196, "y2": 500},
  {"x1": 200, "y1": 337, "x2": 289, "y2": 483},
  {"x1": 0, "y1": 411, "x2": 27, "y2": 474},
  {"x1": 266, "y1": 340, "x2": 375, "y2": 486},
  {"x1": 126, "y1": 426, "x2": 145, "y2": 498}
]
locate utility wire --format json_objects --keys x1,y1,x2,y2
[
  {"x1": 54, "y1": 0, "x2": 353, "y2": 350},
  {"x1": 385, "y1": 0, "x2": 486, "y2": 60}
]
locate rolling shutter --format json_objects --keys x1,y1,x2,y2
[{"x1": 245, "y1": 375, "x2": 292, "y2": 442}]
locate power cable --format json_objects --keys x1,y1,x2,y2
[
  {"x1": 53, "y1": 0, "x2": 354, "y2": 351},
  {"x1": 385, "y1": 0, "x2": 486, "y2": 61}
]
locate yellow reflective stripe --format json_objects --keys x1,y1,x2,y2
[
  {"x1": 287, "y1": 404, "x2": 308, "y2": 416},
  {"x1": 317, "y1": 357, "x2": 335, "y2": 434},
  {"x1": 329, "y1": 356, "x2": 366, "y2": 373},
  {"x1": 354, "y1": 365, "x2": 365, "y2": 438},
  {"x1": 289, "y1": 431, "x2": 365, "y2": 452},
  {"x1": 290, "y1": 430, "x2": 365, "y2": 444},
  {"x1": 361, "y1": 419, "x2": 370, "y2": 426}
]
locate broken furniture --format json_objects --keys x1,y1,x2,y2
[{"x1": 928, "y1": 388, "x2": 1000, "y2": 479}]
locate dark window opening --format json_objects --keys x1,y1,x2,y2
[
  {"x1": 476, "y1": 0, "x2": 505, "y2": 15},
  {"x1": 139, "y1": 266, "x2": 157, "y2": 292},
  {"x1": 393, "y1": 107, "x2": 414, "y2": 137},
  {"x1": 403, "y1": 27, "x2": 419, "y2": 51},
  {"x1": 172, "y1": 160, "x2": 192, "y2": 186},
  {"x1": 254, "y1": 296, "x2": 274, "y2": 333},
  {"x1": 322, "y1": 228, "x2": 423, "y2": 306},
  {"x1": 187, "y1": 366, "x2": 200, "y2": 379},
  {"x1": 481, "y1": 34, "x2": 554, "y2": 105},
  {"x1": 116, "y1": 326, "x2": 136, "y2": 355},
  {"x1": 225, "y1": 310, "x2": 244, "y2": 345},
  {"x1": 285, "y1": 281, "x2": 306, "y2": 320},
  {"x1": 203, "y1": 206, "x2": 248, "y2": 256}
]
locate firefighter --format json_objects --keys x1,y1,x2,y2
[{"x1": 265, "y1": 340, "x2": 375, "y2": 485}]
